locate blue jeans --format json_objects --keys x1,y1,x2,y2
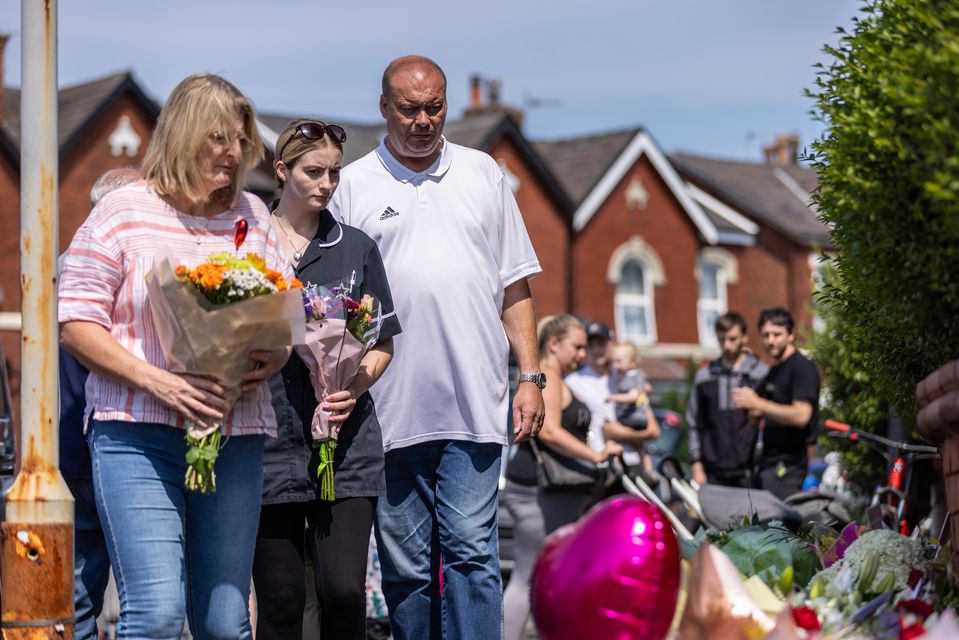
[
  {"x1": 89, "y1": 420, "x2": 264, "y2": 640},
  {"x1": 67, "y1": 478, "x2": 111, "y2": 640},
  {"x1": 375, "y1": 440, "x2": 503, "y2": 640}
]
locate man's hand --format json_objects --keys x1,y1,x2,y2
[
  {"x1": 731, "y1": 386, "x2": 762, "y2": 412},
  {"x1": 512, "y1": 384, "x2": 545, "y2": 443}
]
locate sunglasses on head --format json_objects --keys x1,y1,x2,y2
[{"x1": 277, "y1": 122, "x2": 347, "y2": 160}]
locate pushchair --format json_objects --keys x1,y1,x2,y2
[{"x1": 616, "y1": 456, "x2": 853, "y2": 540}]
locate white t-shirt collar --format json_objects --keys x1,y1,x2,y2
[{"x1": 375, "y1": 135, "x2": 452, "y2": 183}]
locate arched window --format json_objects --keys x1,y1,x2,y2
[
  {"x1": 697, "y1": 248, "x2": 737, "y2": 347},
  {"x1": 608, "y1": 237, "x2": 663, "y2": 345},
  {"x1": 615, "y1": 259, "x2": 656, "y2": 345}
]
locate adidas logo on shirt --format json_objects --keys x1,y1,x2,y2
[{"x1": 379, "y1": 206, "x2": 399, "y2": 221}]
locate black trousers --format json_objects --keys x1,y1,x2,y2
[
  {"x1": 706, "y1": 469, "x2": 755, "y2": 489},
  {"x1": 756, "y1": 461, "x2": 806, "y2": 501},
  {"x1": 252, "y1": 497, "x2": 376, "y2": 640}
]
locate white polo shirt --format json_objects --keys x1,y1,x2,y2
[{"x1": 329, "y1": 137, "x2": 541, "y2": 451}]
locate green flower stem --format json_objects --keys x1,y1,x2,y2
[
  {"x1": 185, "y1": 429, "x2": 222, "y2": 493},
  {"x1": 316, "y1": 440, "x2": 337, "y2": 501}
]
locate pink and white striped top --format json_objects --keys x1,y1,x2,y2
[{"x1": 58, "y1": 181, "x2": 289, "y2": 437}]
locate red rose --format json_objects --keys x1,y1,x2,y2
[
  {"x1": 791, "y1": 606, "x2": 821, "y2": 631},
  {"x1": 899, "y1": 620, "x2": 926, "y2": 640},
  {"x1": 896, "y1": 598, "x2": 934, "y2": 620}
]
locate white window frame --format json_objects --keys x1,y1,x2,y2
[
  {"x1": 608, "y1": 237, "x2": 665, "y2": 346},
  {"x1": 809, "y1": 251, "x2": 831, "y2": 333},
  {"x1": 696, "y1": 248, "x2": 737, "y2": 347}
]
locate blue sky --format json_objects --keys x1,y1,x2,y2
[{"x1": 1, "y1": 0, "x2": 860, "y2": 161}]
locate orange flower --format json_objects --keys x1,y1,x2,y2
[
  {"x1": 265, "y1": 269, "x2": 287, "y2": 291},
  {"x1": 289, "y1": 277, "x2": 303, "y2": 289},
  {"x1": 175, "y1": 265, "x2": 188, "y2": 280},
  {"x1": 189, "y1": 264, "x2": 225, "y2": 290}
]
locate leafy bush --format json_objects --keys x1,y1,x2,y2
[
  {"x1": 811, "y1": 262, "x2": 888, "y2": 489},
  {"x1": 808, "y1": 0, "x2": 959, "y2": 427}
]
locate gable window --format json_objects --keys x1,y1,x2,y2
[
  {"x1": 608, "y1": 237, "x2": 664, "y2": 346},
  {"x1": 616, "y1": 260, "x2": 655, "y2": 344},
  {"x1": 696, "y1": 248, "x2": 737, "y2": 347}
]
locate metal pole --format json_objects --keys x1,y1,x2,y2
[{"x1": 1, "y1": 0, "x2": 74, "y2": 637}]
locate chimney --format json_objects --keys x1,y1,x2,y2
[
  {"x1": 488, "y1": 78, "x2": 501, "y2": 106},
  {"x1": 0, "y1": 35, "x2": 8, "y2": 122},
  {"x1": 462, "y1": 74, "x2": 524, "y2": 128},
  {"x1": 763, "y1": 133, "x2": 800, "y2": 167},
  {"x1": 469, "y1": 74, "x2": 483, "y2": 109}
]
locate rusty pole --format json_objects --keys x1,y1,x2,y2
[{"x1": 1, "y1": 1, "x2": 74, "y2": 638}]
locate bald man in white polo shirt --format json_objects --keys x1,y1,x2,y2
[{"x1": 329, "y1": 55, "x2": 544, "y2": 640}]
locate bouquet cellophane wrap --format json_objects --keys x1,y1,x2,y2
[
  {"x1": 294, "y1": 318, "x2": 369, "y2": 443},
  {"x1": 145, "y1": 254, "x2": 306, "y2": 436},
  {"x1": 679, "y1": 543, "x2": 775, "y2": 640}
]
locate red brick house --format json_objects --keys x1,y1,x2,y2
[
  {"x1": 530, "y1": 126, "x2": 827, "y2": 381},
  {"x1": 0, "y1": 65, "x2": 827, "y2": 412},
  {"x1": 0, "y1": 63, "x2": 160, "y2": 414}
]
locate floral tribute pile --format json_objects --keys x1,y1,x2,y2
[{"x1": 678, "y1": 519, "x2": 959, "y2": 639}]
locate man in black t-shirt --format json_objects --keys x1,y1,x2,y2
[{"x1": 732, "y1": 307, "x2": 820, "y2": 499}]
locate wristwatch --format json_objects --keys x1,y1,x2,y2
[{"x1": 518, "y1": 372, "x2": 547, "y2": 390}]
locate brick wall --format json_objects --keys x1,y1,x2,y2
[
  {"x1": 489, "y1": 137, "x2": 570, "y2": 317},
  {"x1": 739, "y1": 226, "x2": 814, "y2": 341},
  {"x1": 0, "y1": 149, "x2": 20, "y2": 424},
  {"x1": 58, "y1": 95, "x2": 153, "y2": 253},
  {"x1": 0, "y1": 94, "x2": 154, "y2": 423},
  {"x1": 571, "y1": 155, "x2": 703, "y2": 343}
]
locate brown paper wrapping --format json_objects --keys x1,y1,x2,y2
[
  {"x1": 145, "y1": 254, "x2": 306, "y2": 434},
  {"x1": 678, "y1": 543, "x2": 775, "y2": 640}
]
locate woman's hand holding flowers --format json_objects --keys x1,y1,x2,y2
[
  {"x1": 147, "y1": 368, "x2": 229, "y2": 424},
  {"x1": 322, "y1": 389, "x2": 357, "y2": 425},
  {"x1": 241, "y1": 348, "x2": 291, "y2": 391}
]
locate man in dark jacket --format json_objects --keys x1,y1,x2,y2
[{"x1": 686, "y1": 312, "x2": 767, "y2": 488}]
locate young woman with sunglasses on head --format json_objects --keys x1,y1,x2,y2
[{"x1": 252, "y1": 119, "x2": 401, "y2": 640}]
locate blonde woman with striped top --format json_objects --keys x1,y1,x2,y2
[{"x1": 59, "y1": 74, "x2": 287, "y2": 640}]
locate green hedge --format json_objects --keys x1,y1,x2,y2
[{"x1": 809, "y1": 0, "x2": 959, "y2": 433}]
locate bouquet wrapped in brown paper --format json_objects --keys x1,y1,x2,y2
[
  {"x1": 680, "y1": 543, "x2": 776, "y2": 640},
  {"x1": 146, "y1": 251, "x2": 305, "y2": 492}
]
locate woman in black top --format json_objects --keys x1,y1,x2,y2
[
  {"x1": 252, "y1": 120, "x2": 401, "y2": 640},
  {"x1": 502, "y1": 314, "x2": 621, "y2": 640}
]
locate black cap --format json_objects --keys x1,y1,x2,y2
[{"x1": 585, "y1": 321, "x2": 613, "y2": 341}]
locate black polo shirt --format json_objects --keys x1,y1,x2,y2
[{"x1": 262, "y1": 209, "x2": 401, "y2": 503}]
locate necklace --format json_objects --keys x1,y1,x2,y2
[
  {"x1": 275, "y1": 215, "x2": 313, "y2": 262},
  {"x1": 191, "y1": 216, "x2": 213, "y2": 245}
]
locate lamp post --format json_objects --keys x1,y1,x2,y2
[{"x1": 0, "y1": 1, "x2": 74, "y2": 637}]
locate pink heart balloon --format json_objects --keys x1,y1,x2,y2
[{"x1": 531, "y1": 496, "x2": 680, "y2": 640}]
